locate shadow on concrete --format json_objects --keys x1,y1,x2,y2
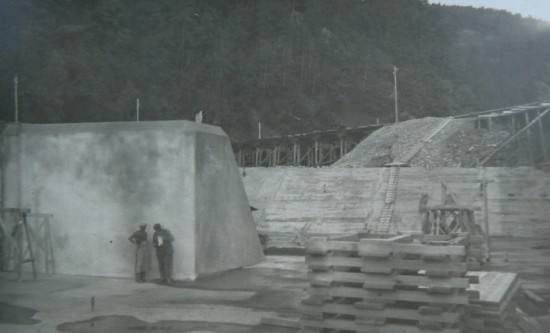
[
  {"x1": 57, "y1": 315, "x2": 297, "y2": 333},
  {"x1": 0, "y1": 302, "x2": 40, "y2": 324}
]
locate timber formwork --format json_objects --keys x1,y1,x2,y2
[
  {"x1": 233, "y1": 125, "x2": 383, "y2": 167},
  {"x1": 300, "y1": 233, "x2": 484, "y2": 333}
]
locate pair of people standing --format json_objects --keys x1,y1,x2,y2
[{"x1": 128, "y1": 223, "x2": 174, "y2": 285}]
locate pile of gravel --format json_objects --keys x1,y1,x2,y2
[
  {"x1": 334, "y1": 117, "x2": 526, "y2": 168},
  {"x1": 333, "y1": 117, "x2": 447, "y2": 167}
]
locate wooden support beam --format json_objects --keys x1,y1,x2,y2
[
  {"x1": 293, "y1": 143, "x2": 298, "y2": 166},
  {"x1": 479, "y1": 108, "x2": 550, "y2": 166},
  {"x1": 313, "y1": 140, "x2": 319, "y2": 166},
  {"x1": 511, "y1": 114, "x2": 517, "y2": 153},
  {"x1": 525, "y1": 112, "x2": 535, "y2": 166},
  {"x1": 22, "y1": 214, "x2": 37, "y2": 280},
  {"x1": 481, "y1": 170, "x2": 491, "y2": 259},
  {"x1": 272, "y1": 146, "x2": 278, "y2": 166},
  {"x1": 537, "y1": 110, "x2": 548, "y2": 162}
]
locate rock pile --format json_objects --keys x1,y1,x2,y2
[
  {"x1": 333, "y1": 117, "x2": 445, "y2": 168},
  {"x1": 334, "y1": 117, "x2": 528, "y2": 168}
]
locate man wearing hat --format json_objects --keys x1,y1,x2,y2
[
  {"x1": 152, "y1": 223, "x2": 174, "y2": 285},
  {"x1": 128, "y1": 223, "x2": 148, "y2": 283}
]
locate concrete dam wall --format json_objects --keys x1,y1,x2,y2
[
  {"x1": 1, "y1": 121, "x2": 263, "y2": 279},
  {"x1": 242, "y1": 167, "x2": 550, "y2": 239}
]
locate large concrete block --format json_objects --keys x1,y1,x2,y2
[{"x1": 1, "y1": 121, "x2": 263, "y2": 280}]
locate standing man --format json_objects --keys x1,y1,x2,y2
[
  {"x1": 152, "y1": 223, "x2": 174, "y2": 285},
  {"x1": 128, "y1": 223, "x2": 148, "y2": 283}
]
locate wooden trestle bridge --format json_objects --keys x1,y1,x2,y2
[
  {"x1": 456, "y1": 102, "x2": 550, "y2": 166},
  {"x1": 232, "y1": 102, "x2": 550, "y2": 168},
  {"x1": 232, "y1": 124, "x2": 383, "y2": 167}
]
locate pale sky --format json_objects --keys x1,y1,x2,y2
[{"x1": 429, "y1": 0, "x2": 550, "y2": 22}]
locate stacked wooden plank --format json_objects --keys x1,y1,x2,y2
[
  {"x1": 300, "y1": 233, "x2": 481, "y2": 333},
  {"x1": 465, "y1": 271, "x2": 520, "y2": 333}
]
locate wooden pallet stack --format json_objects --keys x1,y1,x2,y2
[
  {"x1": 300, "y1": 233, "x2": 481, "y2": 333},
  {"x1": 465, "y1": 272, "x2": 520, "y2": 333}
]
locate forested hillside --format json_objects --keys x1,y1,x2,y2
[{"x1": 1, "y1": 0, "x2": 550, "y2": 141}]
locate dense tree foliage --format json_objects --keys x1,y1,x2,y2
[{"x1": 1, "y1": 0, "x2": 550, "y2": 141}]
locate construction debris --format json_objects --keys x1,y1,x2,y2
[{"x1": 523, "y1": 289, "x2": 546, "y2": 305}]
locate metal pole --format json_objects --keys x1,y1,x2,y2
[
  {"x1": 136, "y1": 98, "x2": 140, "y2": 122},
  {"x1": 393, "y1": 66, "x2": 398, "y2": 123},
  {"x1": 14, "y1": 76, "x2": 19, "y2": 122},
  {"x1": 258, "y1": 122, "x2": 262, "y2": 139}
]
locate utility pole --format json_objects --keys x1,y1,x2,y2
[
  {"x1": 14, "y1": 76, "x2": 19, "y2": 122},
  {"x1": 258, "y1": 122, "x2": 262, "y2": 139},
  {"x1": 136, "y1": 98, "x2": 140, "y2": 122},
  {"x1": 393, "y1": 66, "x2": 398, "y2": 123}
]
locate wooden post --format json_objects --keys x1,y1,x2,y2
[
  {"x1": 266, "y1": 148, "x2": 271, "y2": 166},
  {"x1": 314, "y1": 141, "x2": 319, "y2": 166},
  {"x1": 22, "y1": 214, "x2": 37, "y2": 280},
  {"x1": 344, "y1": 137, "x2": 349, "y2": 154},
  {"x1": 481, "y1": 169, "x2": 491, "y2": 261},
  {"x1": 537, "y1": 110, "x2": 548, "y2": 162},
  {"x1": 136, "y1": 98, "x2": 140, "y2": 122},
  {"x1": 255, "y1": 147, "x2": 260, "y2": 167},
  {"x1": 44, "y1": 217, "x2": 53, "y2": 274},
  {"x1": 15, "y1": 217, "x2": 23, "y2": 282},
  {"x1": 237, "y1": 149, "x2": 243, "y2": 167},
  {"x1": 524, "y1": 111, "x2": 535, "y2": 166},
  {"x1": 393, "y1": 66, "x2": 398, "y2": 123},
  {"x1": 258, "y1": 122, "x2": 262, "y2": 139},
  {"x1": 14, "y1": 76, "x2": 19, "y2": 122},
  {"x1": 511, "y1": 114, "x2": 517, "y2": 153},
  {"x1": 272, "y1": 146, "x2": 278, "y2": 166},
  {"x1": 292, "y1": 142, "x2": 300, "y2": 166}
]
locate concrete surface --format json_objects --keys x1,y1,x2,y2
[
  {"x1": 1, "y1": 250, "x2": 549, "y2": 333},
  {"x1": 242, "y1": 167, "x2": 387, "y2": 236},
  {"x1": 0, "y1": 256, "x2": 307, "y2": 333},
  {"x1": 241, "y1": 167, "x2": 550, "y2": 240},
  {"x1": 0, "y1": 121, "x2": 263, "y2": 280}
]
